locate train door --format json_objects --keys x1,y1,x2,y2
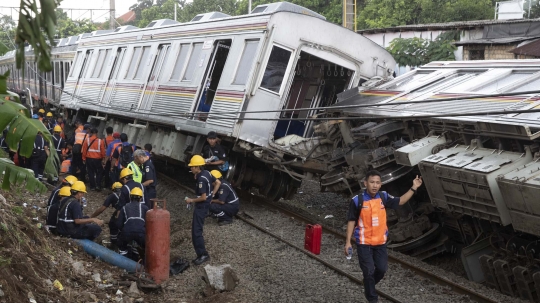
[
  {"x1": 192, "y1": 39, "x2": 232, "y2": 120},
  {"x1": 71, "y1": 50, "x2": 94, "y2": 101},
  {"x1": 138, "y1": 44, "x2": 171, "y2": 111},
  {"x1": 273, "y1": 51, "x2": 354, "y2": 139},
  {"x1": 101, "y1": 47, "x2": 127, "y2": 106}
]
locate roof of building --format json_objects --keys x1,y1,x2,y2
[
  {"x1": 118, "y1": 10, "x2": 136, "y2": 24},
  {"x1": 454, "y1": 36, "x2": 540, "y2": 46},
  {"x1": 358, "y1": 18, "x2": 540, "y2": 34},
  {"x1": 509, "y1": 39, "x2": 540, "y2": 57}
]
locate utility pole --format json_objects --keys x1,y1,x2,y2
[
  {"x1": 110, "y1": 0, "x2": 115, "y2": 30},
  {"x1": 174, "y1": 2, "x2": 177, "y2": 21},
  {"x1": 249, "y1": 0, "x2": 251, "y2": 13}
]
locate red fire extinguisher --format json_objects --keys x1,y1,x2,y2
[{"x1": 145, "y1": 199, "x2": 170, "y2": 284}]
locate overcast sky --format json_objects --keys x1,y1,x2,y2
[{"x1": 1, "y1": 0, "x2": 138, "y2": 23}]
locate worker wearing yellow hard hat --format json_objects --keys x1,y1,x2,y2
[
  {"x1": 117, "y1": 187, "x2": 149, "y2": 261},
  {"x1": 208, "y1": 170, "x2": 239, "y2": 226}
]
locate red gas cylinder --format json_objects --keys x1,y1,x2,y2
[{"x1": 145, "y1": 199, "x2": 170, "y2": 284}]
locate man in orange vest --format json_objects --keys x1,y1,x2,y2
[
  {"x1": 71, "y1": 123, "x2": 90, "y2": 181},
  {"x1": 345, "y1": 170, "x2": 422, "y2": 303},
  {"x1": 82, "y1": 128, "x2": 106, "y2": 191}
]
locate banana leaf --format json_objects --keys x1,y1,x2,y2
[{"x1": 0, "y1": 158, "x2": 47, "y2": 193}]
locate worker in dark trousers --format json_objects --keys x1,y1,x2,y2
[
  {"x1": 103, "y1": 127, "x2": 115, "y2": 188},
  {"x1": 71, "y1": 123, "x2": 90, "y2": 181},
  {"x1": 46, "y1": 186, "x2": 72, "y2": 234},
  {"x1": 117, "y1": 168, "x2": 145, "y2": 210},
  {"x1": 47, "y1": 175, "x2": 78, "y2": 210},
  {"x1": 57, "y1": 181, "x2": 103, "y2": 240},
  {"x1": 90, "y1": 182, "x2": 123, "y2": 246},
  {"x1": 134, "y1": 149, "x2": 157, "y2": 209},
  {"x1": 202, "y1": 131, "x2": 229, "y2": 177},
  {"x1": 52, "y1": 125, "x2": 65, "y2": 182},
  {"x1": 31, "y1": 132, "x2": 50, "y2": 180},
  {"x1": 209, "y1": 170, "x2": 239, "y2": 225},
  {"x1": 82, "y1": 128, "x2": 106, "y2": 191},
  {"x1": 345, "y1": 170, "x2": 423, "y2": 303},
  {"x1": 185, "y1": 155, "x2": 221, "y2": 265},
  {"x1": 117, "y1": 187, "x2": 149, "y2": 262}
]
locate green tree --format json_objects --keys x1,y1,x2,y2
[
  {"x1": 387, "y1": 30, "x2": 459, "y2": 67},
  {"x1": 0, "y1": 15, "x2": 16, "y2": 56},
  {"x1": 235, "y1": 0, "x2": 343, "y2": 24},
  {"x1": 55, "y1": 9, "x2": 97, "y2": 38},
  {"x1": 137, "y1": 0, "x2": 179, "y2": 27},
  {"x1": 129, "y1": 0, "x2": 155, "y2": 26}
]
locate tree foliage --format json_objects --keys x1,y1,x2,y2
[
  {"x1": 55, "y1": 9, "x2": 97, "y2": 38},
  {"x1": 0, "y1": 15, "x2": 16, "y2": 56},
  {"x1": 387, "y1": 30, "x2": 459, "y2": 67},
  {"x1": 358, "y1": 0, "x2": 495, "y2": 29}
]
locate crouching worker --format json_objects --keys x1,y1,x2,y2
[
  {"x1": 46, "y1": 186, "x2": 72, "y2": 234},
  {"x1": 90, "y1": 182, "x2": 123, "y2": 246},
  {"x1": 209, "y1": 170, "x2": 239, "y2": 226},
  {"x1": 57, "y1": 181, "x2": 104, "y2": 240},
  {"x1": 117, "y1": 187, "x2": 148, "y2": 262},
  {"x1": 47, "y1": 175, "x2": 78, "y2": 210}
]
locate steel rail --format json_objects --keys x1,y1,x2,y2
[
  {"x1": 158, "y1": 172, "x2": 497, "y2": 303},
  {"x1": 239, "y1": 192, "x2": 499, "y2": 303},
  {"x1": 157, "y1": 172, "x2": 402, "y2": 303}
]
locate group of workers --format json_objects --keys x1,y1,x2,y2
[{"x1": 40, "y1": 128, "x2": 239, "y2": 266}]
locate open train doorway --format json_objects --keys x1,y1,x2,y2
[
  {"x1": 273, "y1": 51, "x2": 353, "y2": 139},
  {"x1": 193, "y1": 39, "x2": 232, "y2": 121}
]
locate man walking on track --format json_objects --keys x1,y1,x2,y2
[{"x1": 345, "y1": 170, "x2": 422, "y2": 303}]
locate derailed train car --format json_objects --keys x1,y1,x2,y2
[
  {"x1": 0, "y1": 2, "x2": 396, "y2": 201},
  {"x1": 330, "y1": 60, "x2": 540, "y2": 300}
]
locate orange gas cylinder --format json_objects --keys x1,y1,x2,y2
[{"x1": 145, "y1": 199, "x2": 170, "y2": 284}]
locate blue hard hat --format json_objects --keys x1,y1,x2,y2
[{"x1": 32, "y1": 114, "x2": 39, "y2": 119}]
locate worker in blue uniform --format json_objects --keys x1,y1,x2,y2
[
  {"x1": 202, "y1": 131, "x2": 229, "y2": 176},
  {"x1": 117, "y1": 168, "x2": 145, "y2": 210},
  {"x1": 117, "y1": 187, "x2": 149, "y2": 262},
  {"x1": 56, "y1": 181, "x2": 103, "y2": 240},
  {"x1": 90, "y1": 182, "x2": 123, "y2": 246},
  {"x1": 185, "y1": 155, "x2": 221, "y2": 265},
  {"x1": 31, "y1": 132, "x2": 50, "y2": 180},
  {"x1": 46, "y1": 186, "x2": 72, "y2": 234},
  {"x1": 47, "y1": 175, "x2": 78, "y2": 210},
  {"x1": 134, "y1": 149, "x2": 157, "y2": 209},
  {"x1": 209, "y1": 170, "x2": 239, "y2": 226}
]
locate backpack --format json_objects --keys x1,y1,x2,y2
[
  {"x1": 120, "y1": 144, "x2": 134, "y2": 167},
  {"x1": 354, "y1": 191, "x2": 388, "y2": 220}
]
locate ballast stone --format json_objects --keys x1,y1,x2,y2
[{"x1": 203, "y1": 264, "x2": 239, "y2": 291}]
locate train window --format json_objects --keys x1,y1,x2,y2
[
  {"x1": 383, "y1": 71, "x2": 433, "y2": 91},
  {"x1": 126, "y1": 47, "x2": 142, "y2": 79},
  {"x1": 54, "y1": 62, "x2": 60, "y2": 84},
  {"x1": 134, "y1": 46, "x2": 151, "y2": 80},
  {"x1": 233, "y1": 40, "x2": 259, "y2": 85},
  {"x1": 260, "y1": 45, "x2": 291, "y2": 93},
  {"x1": 156, "y1": 45, "x2": 171, "y2": 81},
  {"x1": 91, "y1": 49, "x2": 107, "y2": 78},
  {"x1": 182, "y1": 43, "x2": 203, "y2": 81},
  {"x1": 473, "y1": 71, "x2": 535, "y2": 93},
  {"x1": 508, "y1": 76, "x2": 540, "y2": 93},
  {"x1": 69, "y1": 51, "x2": 82, "y2": 77},
  {"x1": 64, "y1": 62, "x2": 70, "y2": 82},
  {"x1": 170, "y1": 44, "x2": 190, "y2": 81}
]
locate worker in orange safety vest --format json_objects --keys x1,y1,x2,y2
[{"x1": 82, "y1": 128, "x2": 106, "y2": 191}]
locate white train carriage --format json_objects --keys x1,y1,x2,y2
[{"x1": 58, "y1": 2, "x2": 394, "y2": 169}]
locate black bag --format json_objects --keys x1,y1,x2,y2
[
  {"x1": 120, "y1": 144, "x2": 134, "y2": 167},
  {"x1": 170, "y1": 258, "x2": 190, "y2": 275}
]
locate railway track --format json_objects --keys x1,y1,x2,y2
[{"x1": 157, "y1": 172, "x2": 498, "y2": 303}]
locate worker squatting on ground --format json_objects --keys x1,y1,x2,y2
[
  {"x1": 117, "y1": 187, "x2": 149, "y2": 262},
  {"x1": 185, "y1": 155, "x2": 221, "y2": 266},
  {"x1": 56, "y1": 181, "x2": 104, "y2": 240},
  {"x1": 90, "y1": 182, "x2": 123, "y2": 246},
  {"x1": 345, "y1": 170, "x2": 423, "y2": 303},
  {"x1": 46, "y1": 185, "x2": 73, "y2": 233},
  {"x1": 209, "y1": 170, "x2": 239, "y2": 226},
  {"x1": 134, "y1": 149, "x2": 157, "y2": 209}
]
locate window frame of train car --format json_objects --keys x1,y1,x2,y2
[{"x1": 257, "y1": 43, "x2": 296, "y2": 97}]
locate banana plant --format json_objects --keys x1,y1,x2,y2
[{"x1": 0, "y1": 71, "x2": 58, "y2": 193}]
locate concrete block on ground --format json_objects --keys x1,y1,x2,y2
[{"x1": 203, "y1": 264, "x2": 239, "y2": 292}]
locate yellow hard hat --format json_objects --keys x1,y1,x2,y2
[
  {"x1": 210, "y1": 170, "x2": 222, "y2": 179},
  {"x1": 59, "y1": 186, "x2": 71, "y2": 197},
  {"x1": 63, "y1": 175, "x2": 78, "y2": 186},
  {"x1": 119, "y1": 168, "x2": 133, "y2": 179},
  {"x1": 130, "y1": 187, "x2": 143, "y2": 197},
  {"x1": 46, "y1": 112, "x2": 53, "y2": 117},
  {"x1": 111, "y1": 182, "x2": 122, "y2": 190},
  {"x1": 38, "y1": 109, "x2": 45, "y2": 114},
  {"x1": 71, "y1": 181, "x2": 87, "y2": 193},
  {"x1": 53, "y1": 125, "x2": 62, "y2": 132},
  {"x1": 188, "y1": 155, "x2": 205, "y2": 167}
]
